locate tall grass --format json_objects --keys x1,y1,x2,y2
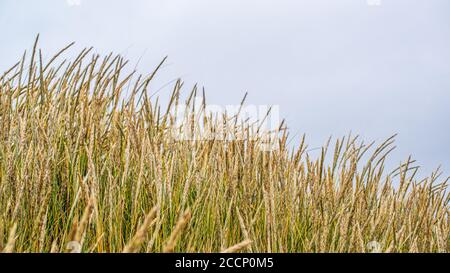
[{"x1": 0, "y1": 37, "x2": 448, "y2": 253}]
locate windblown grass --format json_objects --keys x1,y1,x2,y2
[{"x1": 0, "y1": 37, "x2": 448, "y2": 253}]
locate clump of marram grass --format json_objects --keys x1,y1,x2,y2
[{"x1": 0, "y1": 37, "x2": 448, "y2": 253}]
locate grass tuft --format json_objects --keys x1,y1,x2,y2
[{"x1": 0, "y1": 39, "x2": 448, "y2": 253}]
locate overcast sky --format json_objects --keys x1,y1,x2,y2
[{"x1": 0, "y1": 0, "x2": 449, "y2": 177}]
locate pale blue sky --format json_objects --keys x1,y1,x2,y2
[{"x1": 0, "y1": 0, "x2": 449, "y2": 177}]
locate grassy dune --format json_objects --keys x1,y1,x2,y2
[{"x1": 0, "y1": 38, "x2": 448, "y2": 253}]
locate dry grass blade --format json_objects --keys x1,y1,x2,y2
[
  {"x1": 163, "y1": 209, "x2": 192, "y2": 253},
  {"x1": 123, "y1": 206, "x2": 159, "y2": 253},
  {"x1": 75, "y1": 198, "x2": 95, "y2": 243},
  {"x1": 221, "y1": 239, "x2": 253, "y2": 253},
  {"x1": 2, "y1": 223, "x2": 17, "y2": 253}
]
